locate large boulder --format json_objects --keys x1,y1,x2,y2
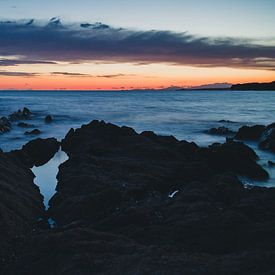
[
  {"x1": 201, "y1": 139, "x2": 268, "y2": 180},
  {"x1": 22, "y1": 138, "x2": 60, "y2": 166},
  {"x1": 10, "y1": 138, "x2": 60, "y2": 167},
  {"x1": 235, "y1": 125, "x2": 265, "y2": 140}
]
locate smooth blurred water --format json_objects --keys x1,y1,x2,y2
[
  {"x1": 32, "y1": 149, "x2": 68, "y2": 209},
  {"x1": 1, "y1": 90, "x2": 275, "y2": 186}
]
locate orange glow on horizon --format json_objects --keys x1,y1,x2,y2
[{"x1": 0, "y1": 65, "x2": 275, "y2": 90}]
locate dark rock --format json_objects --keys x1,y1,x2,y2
[
  {"x1": 206, "y1": 126, "x2": 235, "y2": 136},
  {"x1": 23, "y1": 107, "x2": 31, "y2": 114},
  {"x1": 5, "y1": 227, "x2": 275, "y2": 274},
  {"x1": 231, "y1": 81, "x2": 275, "y2": 91},
  {"x1": 235, "y1": 125, "x2": 265, "y2": 140},
  {"x1": 10, "y1": 138, "x2": 60, "y2": 167},
  {"x1": 22, "y1": 138, "x2": 60, "y2": 167},
  {"x1": 45, "y1": 115, "x2": 53, "y2": 123},
  {"x1": 0, "y1": 151, "x2": 44, "y2": 271},
  {"x1": 201, "y1": 139, "x2": 268, "y2": 180},
  {"x1": 25, "y1": 129, "x2": 41, "y2": 135},
  {"x1": 53, "y1": 121, "x2": 269, "y2": 226},
  {"x1": 2, "y1": 120, "x2": 275, "y2": 274},
  {"x1": 259, "y1": 123, "x2": 275, "y2": 152},
  {"x1": 17, "y1": 122, "x2": 34, "y2": 128},
  {"x1": 268, "y1": 161, "x2": 275, "y2": 167},
  {"x1": 9, "y1": 107, "x2": 32, "y2": 121},
  {"x1": 0, "y1": 116, "x2": 11, "y2": 133}
]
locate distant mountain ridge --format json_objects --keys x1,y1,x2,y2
[
  {"x1": 190, "y1": 83, "x2": 232, "y2": 90},
  {"x1": 231, "y1": 81, "x2": 275, "y2": 91}
]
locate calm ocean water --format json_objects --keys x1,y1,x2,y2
[{"x1": 1, "y1": 90, "x2": 275, "y2": 187}]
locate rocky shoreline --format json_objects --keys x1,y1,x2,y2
[
  {"x1": 1, "y1": 120, "x2": 275, "y2": 274},
  {"x1": 0, "y1": 107, "x2": 53, "y2": 137},
  {"x1": 207, "y1": 121, "x2": 275, "y2": 156}
]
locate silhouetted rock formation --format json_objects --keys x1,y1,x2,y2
[
  {"x1": 17, "y1": 122, "x2": 34, "y2": 128},
  {"x1": 201, "y1": 139, "x2": 268, "y2": 180},
  {"x1": 235, "y1": 125, "x2": 265, "y2": 140},
  {"x1": 0, "y1": 116, "x2": 11, "y2": 133},
  {"x1": 0, "y1": 150, "x2": 44, "y2": 272},
  {"x1": 45, "y1": 115, "x2": 53, "y2": 123},
  {"x1": 2, "y1": 121, "x2": 275, "y2": 274},
  {"x1": 24, "y1": 129, "x2": 41, "y2": 135},
  {"x1": 10, "y1": 138, "x2": 60, "y2": 167},
  {"x1": 206, "y1": 126, "x2": 235, "y2": 136},
  {"x1": 9, "y1": 107, "x2": 32, "y2": 121},
  {"x1": 234, "y1": 123, "x2": 275, "y2": 153},
  {"x1": 0, "y1": 108, "x2": 33, "y2": 135},
  {"x1": 231, "y1": 81, "x2": 275, "y2": 91}
]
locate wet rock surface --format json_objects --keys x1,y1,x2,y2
[
  {"x1": 206, "y1": 126, "x2": 235, "y2": 136},
  {"x1": 17, "y1": 122, "x2": 34, "y2": 128},
  {"x1": 24, "y1": 129, "x2": 42, "y2": 136},
  {"x1": 0, "y1": 107, "x2": 32, "y2": 135},
  {"x1": 0, "y1": 107, "x2": 54, "y2": 138},
  {"x1": 235, "y1": 125, "x2": 265, "y2": 140},
  {"x1": 233, "y1": 123, "x2": 275, "y2": 153},
  {"x1": 45, "y1": 115, "x2": 53, "y2": 123},
  {"x1": 2, "y1": 120, "x2": 275, "y2": 274},
  {"x1": 201, "y1": 139, "x2": 268, "y2": 180},
  {"x1": 209, "y1": 122, "x2": 275, "y2": 154},
  {"x1": 0, "y1": 150, "x2": 45, "y2": 272},
  {"x1": 0, "y1": 116, "x2": 11, "y2": 133},
  {"x1": 9, "y1": 107, "x2": 32, "y2": 122}
]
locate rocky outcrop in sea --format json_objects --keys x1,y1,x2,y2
[{"x1": 1, "y1": 120, "x2": 275, "y2": 274}]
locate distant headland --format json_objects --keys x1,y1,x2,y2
[
  {"x1": 231, "y1": 81, "x2": 275, "y2": 91},
  {"x1": 168, "y1": 81, "x2": 275, "y2": 91}
]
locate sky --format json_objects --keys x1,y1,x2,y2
[{"x1": 0, "y1": 0, "x2": 275, "y2": 90}]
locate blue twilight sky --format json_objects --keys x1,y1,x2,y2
[{"x1": 1, "y1": 0, "x2": 275, "y2": 37}]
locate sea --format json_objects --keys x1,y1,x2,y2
[{"x1": 1, "y1": 90, "x2": 275, "y2": 195}]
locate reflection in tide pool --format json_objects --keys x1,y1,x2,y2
[{"x1": 32, "y1": 149, "x2": 68, "y2": 209}]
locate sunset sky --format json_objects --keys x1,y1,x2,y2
[{"x1": 0, "y1": 0, "x2": 275, "y2": 90}]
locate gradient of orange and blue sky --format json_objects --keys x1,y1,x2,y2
[{"x1": 0, "y1": 0, "x2": 275, "y2": 90}]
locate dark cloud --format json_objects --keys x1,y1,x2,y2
[
  {"x1": 51, "y1": 72, "x2": 133, "y2": 78},
  {"x1": 0, "y1": 19, "x2": 274, "y2": 70},
  {"x1": 0, "y1": 71, "x2": 38, "y2": 77},
  {"x1": 51, "y1": 72, "x2": 90, "y2": 76},
  {"x1": 96, "y1": 74, "x2": 130, "y2": 78},
  {"x1": 0, "y1": 59, "x2": 57, "y2": 66}
]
